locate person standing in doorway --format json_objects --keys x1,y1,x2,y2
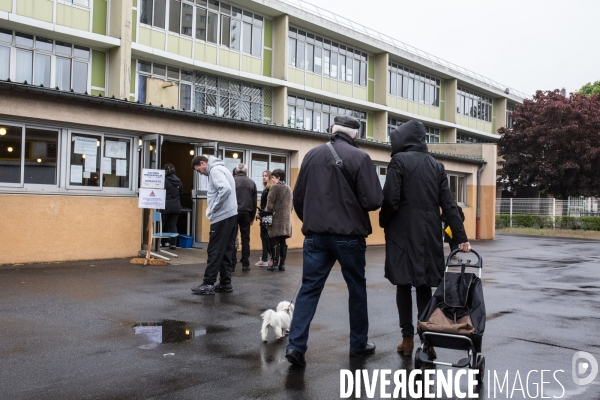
[
  {"x1": 265, "y1": 169, "x2": 292, "y2": 272},
  {"x1": 160, "y1": 163, "x2": 182, "y2": 250},
  {"x1": 379, "y1": 120, "x2": 471, "y2": 358},
  {"x1": 231, "y1": 163, "x2": 257, "y2": 272},
  {"x1": 190, "y1": 156, "x2": 238, "y2": 295},
  {"x1": 255, "y1": 170, "x2": 273, "y2": 267},
  {"x1": 285, "y1": 116, "x2": 384, "y2": 367}
]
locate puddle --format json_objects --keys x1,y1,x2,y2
[{"x1": 132, "y1": 320, "x2": 229, "y2": 349}]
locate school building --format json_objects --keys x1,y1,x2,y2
[{"x1": 0, "y1": 0, "x2": 525, "y2": 264}]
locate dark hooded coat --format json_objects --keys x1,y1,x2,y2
[
  {"x1": 161, "y1": 173, "x2": 183, "y2": 214},
  {"x1": 379, "y1": 120, "x2": 468, "y2": 287}
]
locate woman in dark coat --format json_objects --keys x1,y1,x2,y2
[
  {"x1": 379, "y1": 120, "x2": 470, "y2": 357},
  {"x1": 442, "y1": 201, "x2": 465, "y2": 252},
  {"x1": 161, "y1": 163, "x2": 183, "y2": 250},
  {"x1": 255, "y1": 170, "x2": 273, "y2": 267},
  {"x1": 265, "y1": 169, "x2": 293, "y2": 272}
]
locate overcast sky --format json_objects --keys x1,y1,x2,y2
[{"x1": 301, "y1": 0, "x2": 600, "y2": 97}]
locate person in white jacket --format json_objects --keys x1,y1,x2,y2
[{"x1": 190, "y1": 155, "x2": 238, "y2": 295}]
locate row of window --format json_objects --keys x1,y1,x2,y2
[
  {"x1": 0, "y1": 122, "x2": 133, "y2": 192},
  {"x1": 387, "y1": 117, "x2": 440, "y2": 143},
  {"x1": 457, "y1": 87, "x2": 492, "y2": 122},
  {"x1": 137, "y1": 61, "x2": 273, "y2": 123},
  {"x1": 287, "y1": 95, "x2": 368, "y2": 138},
  {"x1": 288, "y1": 28, "x2": 368, "y2": 87},
  {"x1": 456, "y1": 133, "x2": 492, "y2": 144},
  {"x1": 388, "y1": 62, "x2": 441, "y2": 107},
  {"x1": 140, "y1": 0, "x2": 264, "y2": 57},
  {"x1": 0, "y1": 29, "x2": 92, "y2": 93}
]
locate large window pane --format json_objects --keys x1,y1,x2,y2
[
  {"x1": 288, "y1": 105, "x2": 295, "y2": 128},
  {"x1": 353, "y1": 59, "x2": 359, "y2": 85},
  {"x1": 339, "y1": 55, "x2": 346, "y2": 81},
  {"x1": 34, "y1": 53, "x2": 51, "y2": 87},
  {"x1": 15, "y1": 50, "x2": 33, "y2": 84},
  {"x1": 0, "y1": 46, "x2": 9, "y2": 80},
  {"x1": 346, "y1": 57, "x2": 353, "y2": 83},
  {"x1": 230, "y1": 18, "x2": 240, "y2": 50},
  {"x1": 70, "y1": 133, "x2": 100, "y2": 187},
  {"x1": 0, "y1": 125, "x2": 22, "y2": 184},
  {"x1": 390, "y1": 71, "x2": 396, "y2": 95},
  {"x1": 242, "y1": 22, "x2": 252, "y2": 54},
  {"x1": 103, "y1": 137, "x2": 131, "y2": 188},
  {"x1": 330, "y1": 52, "x2": 338, "y2": 78},
  {"x1": 314, "y1": 46, "x2": 322, "y2": 74},
  {"x1": 196, "y1": 7, "x2": 207, "y2": 40},
  {"x1": 270, "y1": 155, "x2": 286, "y2": 176},
  {"x1": 323, "y1": 49, "x2": 330, "y2": 76},
  {"x1": 207, "y1": 11, "x2": 218, "y2": 43},
  {"x1": 296, "y1": 41, "x2": 305, "y2": 69},
  {"x1": 306, "y1": 44, "x2": 313, "y2": 72},
  {"x1": 295, "y1": 108, "x2": 304, "y2": 129},
  {"x1": 221, "y1": 16, "x2": 230, "y2": 47},
  {"x1": 55, "y1": 58, "x2": 71, "y2": 91},
  {"x1": 24, "y1": 128, "x2": 58, "y2": 185},
  {"x1": 73, "y1": 61, "x2": 88, "y2": 93},
  {"x1": 140, "y1": 0, "x2": 153, "y2": 25},
  {"x1": 169, "y1": 0, "x2": 181, "y2": 34},
  {"x1": 153, "y1": 0, "x2": 166, "y2": 28},
  {"x1": 181, "y1": 2, "x2": 193, "y2": 36},
  {"x1": 251, "y1": 25, "x2": 261, "y2": 57},
  {"x1": 288, "y1": 38, "x2": 296, "y2": 67},
  {"x1": 360, "y1": 61, "x2": 367, "y2": 86},
  {"x1": 180, "y1": 83, "x2": 191, "y2": 110},
  {"x1": 138, "y1": 75, "x2": 148, "y2": 103},
  {"x1": 304, "y1": 109, "x2": 312, "y2": 130}
]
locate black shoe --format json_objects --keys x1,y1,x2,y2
[
  {"x1": 214, "y1": 283, "x2": 233, "y2": 293},
  {"x1": 242, "y1": 266, "x2": 250, "y2": 272},
  {"x1": 191, "y1": 284, "x2": 215, "y2": 295},
  {"x1": 285, "y1": 349, "x2": 306, "y2": 367},
  {"x1": 349, "y1": 341, "x2": 376, "y2": 357},
  {"x1": 278, "y1": 265, "x2": 285, "y2": 271}
]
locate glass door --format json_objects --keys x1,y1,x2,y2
[
  {"x1": 192, "y1": 142, "x2": 220, "y2": 245},
  {"x1": 139, "y1": 134, "x2": 162, "y2": 248}
]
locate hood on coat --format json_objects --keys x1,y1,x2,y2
[
  {"x1": 390, "y1": 120, "x2": 428, "y2": 156},
  {"x1": 166, "y1": 174, "x2": 181, "y2": 184},
  {"x1": 207, "y1": 156, "x2": 224, "y2": 174}
]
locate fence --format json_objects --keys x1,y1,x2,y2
[{"x1": 496, "y1": 197, "x2": 600, "y2": 229}]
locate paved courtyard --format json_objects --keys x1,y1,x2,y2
[{"x1": 1, "y1": 234, "x2": 599, "y2": 399}]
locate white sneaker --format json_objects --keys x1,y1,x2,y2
[{"x1": 255, "y1": 260, "x2": 268, "y2": 266}]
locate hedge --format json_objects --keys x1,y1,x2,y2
[{"x1": 496, "y1": 214, "x2": 600, "y2": 231}]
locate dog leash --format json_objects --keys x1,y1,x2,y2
[{"x1": 289, "y1": 278, "x2": 302, "y2": 306}]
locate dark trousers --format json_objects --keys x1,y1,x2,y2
[
  {"x1": 260, "y1": 226, "x2": 271, "y2": 261},
  {"x1": 396, "y1": 285, "x2": 433, "y2": 338},
  {"x1": 161, "y1": 213, "x2": 179, "y2": 246},
  {"x1": 287, "y1": 234, "x2": 368, "y2": 354},
  {"x1": 231, "y1": 211, "x2": 252, "y2": 268},
  {"x1": 203, "y1": 215, "x2": 237, "y2": 286}
]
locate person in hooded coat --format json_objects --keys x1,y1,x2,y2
[
  {"x1": 379, "y1": 120, "x2": 471, "y2": 357},
  {"x1": 160, "y1": 163, "x2": 183, "y2": 250}
]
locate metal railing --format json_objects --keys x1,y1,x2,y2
[
  {"x1": 278, "y1": 0, "x2": 529, "y2": 100},
  {"x1": 496, "y1": 197, "x2": 600, "y2": 228}
]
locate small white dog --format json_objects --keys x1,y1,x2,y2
[{"x1": 260, "y1": 301, "x2": 294, "y2": 342}]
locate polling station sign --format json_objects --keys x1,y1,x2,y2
[
  {"x1": 138, "y1": 188, "x2": 166, "y2": 209},
  {"x1": 141, "y1": 169, "x2": 165, "y2": 189}
]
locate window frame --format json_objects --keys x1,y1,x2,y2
[
  {"x1": 388, "y1": 61, "x2": 441, "y2": 108},
  {"x1": 447, "y1": 173, "x2": 466, "y2": 205}
]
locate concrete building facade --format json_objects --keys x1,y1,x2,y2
[{"x1": 0, "y1": 0, "x2": 523, "y2": 264}]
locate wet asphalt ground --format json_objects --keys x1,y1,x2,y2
[{"x1": 1, "y1": 233, "x2": 599, "y2": 400}]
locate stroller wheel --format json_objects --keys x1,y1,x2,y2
[
  {"x1": 475, "y1": 355, "x2": 485, "y2": 385},
  {"x1": 414, "y1": 348, "x2": 422, "y2": 370}
]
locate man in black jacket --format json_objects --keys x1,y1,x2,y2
[
  {"x1": 231, "y1": 163, "x2": 257, "y2": 272},
  {"x1": 285, "y1": 116, "x2": 384, "y2": 367}
]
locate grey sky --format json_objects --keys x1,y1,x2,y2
[{"x1": 302, "y1": 0, "x2": 600, "y2": 97}]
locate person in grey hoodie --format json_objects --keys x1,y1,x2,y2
[{"x1": 190, "y1": 155, "x2": 238, "y2": 295}]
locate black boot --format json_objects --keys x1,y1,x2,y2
[
  {"x1": 267, "y1": 245, "x2": 279, "y2": 271},
  {"x1": 278, "y1": 244, "x2": 287, "y2": 271}
]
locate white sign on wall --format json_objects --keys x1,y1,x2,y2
[
  {"x1": 141, "y1": 169, "x2": 165, "y2": 189},
  {"x1": 138, "y1": 188, "x2": 166, "y2": 209}
]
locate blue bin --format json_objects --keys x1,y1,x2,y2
[{"x1": 178, "y1": 234, "x2": 193, "y2": 248}]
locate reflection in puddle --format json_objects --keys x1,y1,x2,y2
[{"x1": 132, "y1": 320, "x2": 228, "y2": 349}]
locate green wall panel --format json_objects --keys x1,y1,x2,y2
[
  {"x1": 56, "y1": 3, "x2": 90, "y2": 31},
  {"x1": 130, "y1": 59, "x2": 136, "y2": 95},
  {"x1": 367, "y1": 113, "x2": 373, "y2": 138},
  {"x1": 91, "y1": 89, "x2": 105, "y2": 96},
  {"x1": 368, "y1": 81, "x2": 374, "y2": 103},
  {"x1": 92, "y1": 0, "x2": 107, "y2": 35},
  {"x1": 263, "y1": 19, "x2": 272, "y2": 48},
  {"x1": 91, "y1": 50, "x2": 106, "y2": 88},
  {"x1": 132, "y1": 10, "x2": 138, "y2": 42},
  {"x1": 0, "y1": 0, "x2": 12, "y2": 12},
  {"x1": 263, "y1": 49, "x2": 272, "y2": 77},
  {"x1": 17, "y1": 0, "x2": 53, "y2": 23},
  {"x1": 368, "y1": 55, "x2": 374, "y2": 80}
]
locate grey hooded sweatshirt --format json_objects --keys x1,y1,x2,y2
[{"x1": 206, "y1": 156, "x2": 238, "y2": 223}]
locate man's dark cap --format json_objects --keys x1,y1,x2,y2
[{"x1": 333, "y1": 115, "x2": 360, "y2": 130}]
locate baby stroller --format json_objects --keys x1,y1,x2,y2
[{"x1": 415, "y1": 249, "x2": 486, "y2": 383}]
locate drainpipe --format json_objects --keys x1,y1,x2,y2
[{"x1": 476, "y1": 163, "x2": 486, "y2": 240}]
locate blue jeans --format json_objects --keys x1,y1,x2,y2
[{"x1": 287, "y1": 234, "x2": 369, "y2": 354}]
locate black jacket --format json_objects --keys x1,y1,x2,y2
[
  {"x1": 293, "y1": 132, "x2": 383, "y2": 236},
  {"x1": 259, "y1": 187, "x2": 270, "y2": 210},
  {"x1": 162, "y1": 173, "x2": 183, "y2": 214},
  {"x1": 442, "y1": 205, "x2": 465, "y2": 243},
  {"x1": 234, "y1": 171, "x2": 257, "y2": 214},
  {"x1": 380, "y1": 120, "x2": 468, "y2": 287}
]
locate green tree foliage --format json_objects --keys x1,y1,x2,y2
[
  {"x1": 578, "y1": 81, "x2": 600, "y2": 97},
  {"x1": 497, "y1": 90, "x2": 600, "y2": 198}
]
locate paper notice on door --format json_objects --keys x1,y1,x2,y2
[
  {"x1": 251, "y1": 160, "x2": 268, "y2": 189},
  {"x1": 84, "y1": 154, "x2": 97, "y2": 172},
  {"x1": 105, "y1": 141, "x2": 128, "y2": 159},
  {"x1": 70, "y1": 165, "x2": 83, "y2": 183},
  {"x1": 102, "y1": 157, "x2": 112, "y2": 174},
  {"x1": 73, "y1": 136, "x2": 98, "y2": 155},
  {"x1": 116, "y1": 159, "x2": 127, "y2": 176}
]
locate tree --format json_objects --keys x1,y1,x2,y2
[
  {"x1": 578, "y1": 81, "x2": 600, "y2": 97},
  {"x1": 497, "y1": 90, "x2": 600, "y2": 199}
]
